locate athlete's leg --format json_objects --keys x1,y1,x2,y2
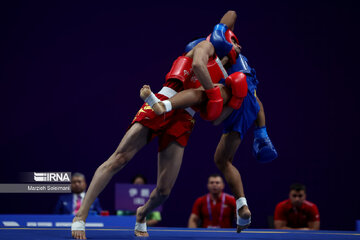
[
  {"x1": 254, "y1": 96, "x2": 265, "y2": 127},
  {"x1": 214, "y1": 132, "x2": 244, "y2": 198},
  {"x1": 72, "y1": 123, "x2": 149, "y2": 239},
  {"x1": 140, "y1": 84, "x2": 230, "y2": 115},
  {"x1": 214, "y1": 131, "x2": 251, "y2": 232},
  {"x1": 169, "y1": 88, "x2": 206, "y2": 109},
  {"x1": 134, "y1": 141, "x2": 184, "y2": 237}
]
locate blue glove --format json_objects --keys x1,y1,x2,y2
[{"x1": 253, "y1": 126, "x2": 278, "y2": 163}]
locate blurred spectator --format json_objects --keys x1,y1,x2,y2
[
  {"x1": 131, "y1": 174, "x2": 147, "y2": 185},
  {"x1": 188, "y1": 174, "x2": 236, "y2": 228},
  {"x1": 274, "y1": 183, "x2": 320, "y2": 230},
  {"x1": 54, "y1": 172, "x2": 102, "y2": 214},
  {"x1": 117, "y1": 174, "x2": 161, "y2": 226}
]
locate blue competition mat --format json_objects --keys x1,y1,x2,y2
[{"x1": 0, "y1": 227, "x2": 359, "y2": 240}]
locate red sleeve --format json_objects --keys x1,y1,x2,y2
[
  {"x1": 191, "y1": 197, "x2": 202, "y2": 217},
  {"x1": 274, "y1": 202, "x2": 286, "y2": 221},
  {"x1": 309, "y1": 204, "x2": 320, "y2": 221}
]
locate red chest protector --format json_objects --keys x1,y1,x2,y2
[{"x1": 165, "y1": 55, "x2": 227, "y2": 90}]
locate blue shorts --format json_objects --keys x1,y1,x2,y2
[{"x1": 220, "y1": 75, "x2": 260, "y2": 139}]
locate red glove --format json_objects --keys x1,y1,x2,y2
[
  {"x1": 200, "y1": 86, "x2": 223, "y2": 121},
  {"x1": 225, "y1": 72, "x2": 248, "y2": 109}
]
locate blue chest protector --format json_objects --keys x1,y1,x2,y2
[
  {"x1": 220, "y1": 54, "x2": 260, "y2": 139},
  {"x1": 221, "y1": 54, "x2": 258, "y2": 96}
]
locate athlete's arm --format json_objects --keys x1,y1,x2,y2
[
  {"x1": 213, "y1": 72, "x2": 248, "y2": 125},
  {"x1": 191, "y1": 41, "x2": 215, "y2": 90},
  {"x1": 188, "y1": 213, "x2": 200, "y2": 228},
  {"x1": 212, "y1": 106, "x2": 233, "y2": 125},
  {"x1": 191, "y1": 10, "x2": 237, "y2": 88},
  {"x1": 211, "y1": 56, "x2": 233, "y2": 125},
  {"x1": 220, "y1": 10, "x2": 237, "y2": 31},
  {"x1": 191, "y1": 41, "x2": 224, "y2": 121}
]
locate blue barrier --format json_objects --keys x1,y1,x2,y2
[{"x1": 0, "y1": 214, "x2": 135, "y2": 228}]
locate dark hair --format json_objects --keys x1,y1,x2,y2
[
  {"x1": 290, "y1": 183, "x2": 306, "y2": 192},
  {"x1": 208, "y1": 173, "x2": 222, "y2": 179},
  {"x1": 131, "y1": 174, "x2": 147, "y2": 184},
  {"x1": 72, "y1": 172, "x2": 85, "y2": 180}
]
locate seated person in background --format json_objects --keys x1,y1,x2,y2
[
  {"x1": 54, "y1": 172, "x2": 102, "y2": 214},
  {"x1": 274, "y1": 183, "x2": 320, "y2": 230},
  {"x1": 188, "y1": 174, "x2": 236, "y2": 228},
  {"x1": 117, "y1": 174, "x2": 161, "y2": 227}
]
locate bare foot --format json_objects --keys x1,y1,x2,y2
[
  {"x1": 71, "y1": 216, "x2": 87, "y2": 239},
  {"x1": 237, "y1": 205, "x2": 251, "y2": 233},
  {"x1": 134, "y1": 206, "x2": 149, "y2": 237},
  {"x1": 134, "y1": 230, "x2": 149, "y2": 237},
  {"x1": 140, "y1": 85, "x2": 166, "y2": 115}
]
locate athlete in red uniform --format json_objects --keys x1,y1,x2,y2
[
  {"x1": 274, "y1": 183, "x2": 320, "y2": 230},
  {"x1": 141, "y1": 20, "x2": 247, "y2": 122},
  {"x1": 188, "y1": 174, "x2": 236, "y2": 228},
  {"x1": 71, "y1": 11, "x2": 238, "y2": 239},
  {"x1": 140, "y1": 55, "x2": 245, "y2": 121},
  {"x1": 140, "y1": 13, "x2": 253, "y2": 233}
]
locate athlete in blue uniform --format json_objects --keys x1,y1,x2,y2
[
  {"x1": 142, "y1": 14, "x2": 277, "y2": 232},
  {"x1": 219, "y1": 53, "x2": 277, "y2": 164},
  {"x1": 211, "y1": 22, "x2": 277, "y2": 232}
]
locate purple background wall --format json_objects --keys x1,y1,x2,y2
[{"x1": 0, "y1": 1, "x2": 358, "y2": 230}]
